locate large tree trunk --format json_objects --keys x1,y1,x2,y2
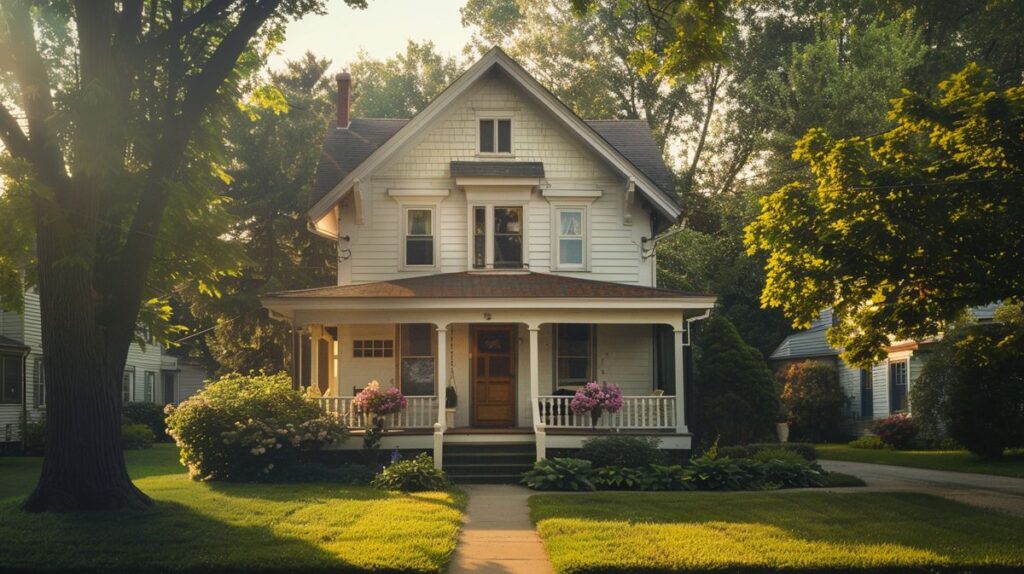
[{"x1": 21, "y1": 205, "x2": 152, "y2": 513}]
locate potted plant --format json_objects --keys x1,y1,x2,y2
[
  {"x1": 445, "y1": 385, "x2": 458, "y2": 428},
  {"x1": 353, "y1": 380, "x2": 407, "y2": 429},
  {"x1": 570, "y1": 381, "x2": 624, "y2": 428},
  {"x1": 776, "y1": 402, "x2": 791, "y2": 443}
]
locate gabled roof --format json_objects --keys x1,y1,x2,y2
[
  {"x1": 264, "y1": 271, "x2": 710, "y2": 300},
  {"x1": 308, "y1": 47, "x2": 680, "y2": 233},
  {"x1": 769, "y1": 327, "x2": 838, "y2": 361}
]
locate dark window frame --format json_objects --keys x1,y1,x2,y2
[
  {"x1": 478, "y1": 118, "x2": 512, "y2": 154},
  {"x1": 398, "y1": 324, "x2": 436, "y2": 396},
  {"x1": 0, "y1": 353, "x2": 23, "y2": 405},
  {"x1": 493, "y1": 205, "x2": 523, "y2": 268},
  {"x1": 860, "y1": 368, "x2": 873, "y2": 417},
  {"x1": 889, "y1": 360, "x2": 908, "y2": 413},
  {"x1": 353, "y1": 339, "x2": 394, "y2": 358},
  {"x1": 553, "y1": 324, "x2": 596, "y2": 388}
]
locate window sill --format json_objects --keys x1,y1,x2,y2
[{"x1": 475, "y1": 152, "x2": 515, "y2": 159}]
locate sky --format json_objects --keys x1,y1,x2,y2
[{"x1": 270, "y1": 0, "x2": 475, "y2": 71}]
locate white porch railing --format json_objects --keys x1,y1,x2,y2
[
  {"x1": 318, "y1": 396, "x2": 438, "y2": 429},
  {"x1": 537, "y1": 395, "x2": 677, "y2": 429}
]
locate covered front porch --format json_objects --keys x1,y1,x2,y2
[{"x1": 261, "y1": 272, "x2": 714, "y2": 466}]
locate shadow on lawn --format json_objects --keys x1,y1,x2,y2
[{"x1": 0, "y1": 499, "x2": 387, "y2": 574}]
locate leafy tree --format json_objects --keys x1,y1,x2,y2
[
  {"x1": 0, "y1": 0, "x2": 365, "y2": 512},
  {"x1": 184, "y1": 53, "x2": 338, "y2": 375},
  {"x1": 746, "y1": 64, "x2": 1024, "y2": 367},
  {"x1": 914, "y1": 321, "x2": 1024, "y2": 458},
  {"x1": 778, "y1": 361, "x2": 847, "y2": 442},
  {"x1": 692, "y1": 315, "x2": 779, "y2": 445},
  {"x1": 349, "y1": 40, "x2": 463, "y2": 118}
]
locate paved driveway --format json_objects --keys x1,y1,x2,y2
[{"x1": 820, "y1": 459, "x2": 1024, "y2": 516}]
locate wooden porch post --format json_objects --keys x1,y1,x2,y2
[{"x1": 674, "y1": 328, "x2": 688, "y2": 433}]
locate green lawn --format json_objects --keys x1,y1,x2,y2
[
  {"x1": 530, "y1": 491, "x2": 1024, "y2": 573},
  {"x1": 817, "y1": 444, "x2": 1024, "y2": 478},
  {"x1": 0, "y1": 445, "x2": 464, "y2": 573}
]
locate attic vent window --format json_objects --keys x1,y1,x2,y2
[{"x1": 479, "y1": 118, "x2": 511, "y2": 154}]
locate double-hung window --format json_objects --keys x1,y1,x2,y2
[
  {"x1": 557, "y1": 208, "x2": 585, "y2": 268},
  {"x1": 0, "y1": 353, "x2": 22, "y2": 404},
  {"x1": 479, "y1": 118, "x2": 512, "y2": 154},
  {"x1": 33, "y1": 357, "x2": 45, "y2": 408},
  {"x1": 122, "y1": 366, "x2": 135, "y2": 404},
  {"x1": 889, "y1": 360, "x2": 908, "y2": 412},
  {"x1": 472, "y1": 205, "x2": 524, "y2": 269},
  {"x1": 404, "y1": 208, "x2": 434, "y2": 267},
  {"x1": 399, "y1": 324, "x2": 435, "y2": 396},
  {"x1": 144, "y1": 371, "x2": 156, "y2": 403},
  {"x1": 554, "y1": 324, "x2": 594, "y2": 388}
]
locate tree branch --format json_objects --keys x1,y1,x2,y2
[
  {"x1": 0, "y1": 100, "x2": 31, "y2": 159},
  {"x1": 142, "y1": 0, "x2": 238, "y2": 53}
]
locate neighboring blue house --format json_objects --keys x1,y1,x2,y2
[{"x1": 770, "y1": 304, "x2": 1002, "y2": 435}]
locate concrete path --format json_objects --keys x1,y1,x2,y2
[
  {"x1": 448, "y1": 484, "x2": 553, "y2": 574},
  {"x1": 820, "y1": 459, "x2": 1024, "y2": 516}
]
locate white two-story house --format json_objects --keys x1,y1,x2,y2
[{"x1": 261, "y1": 48, "x2": 715, "y2": 476}]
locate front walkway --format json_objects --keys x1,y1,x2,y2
[
  {"x1": 448, "y1": 485, "x2": 553, "y2": 574},
  {"x1": 820, "y1": 459, "x2": 1024, "y2": 516}
]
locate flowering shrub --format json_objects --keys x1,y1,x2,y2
[
  {"x1": 371, "y1": 453, "x2": 450, "y2": 492},
  {"x1": 872, "y1": 413, "x2": 919, "y2": 450},
  {"x1": 569, "y1": 382, "x2": 624, "y2": 417},
  {"x1": 353, "y1": 380, "x2": 407, "y2": 417},
  {"x1": 165, "y1": 372, "x2": 348, "y2": 481}
]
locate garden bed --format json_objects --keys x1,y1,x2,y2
[
  {"x1": 530, "y1": 491, "x2": 1024, "y2": 573},
  {"x1": 0, "y1": 445, "x2": 464, "y2": 573}
]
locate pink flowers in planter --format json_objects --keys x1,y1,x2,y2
[
  {"x1": 353, "y1": 380, "x2": 407, "y2": 417},
  {"x1": 570, "y1": 381, "x2": 625, "y2": 422}
]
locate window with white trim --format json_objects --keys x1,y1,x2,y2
[
  {"x1": 353, "y1": 339, "x2": 394, "y2": 358},
  {"x1": 122, "y1": 366, "x2": 135, "y2": 404},
  {"x1": 404, "y1": 207, "x2": 434, "y2": 267},
  {"x1": 0, "y1": 353, "x2": 22, "y2": 404},
  {"x1": 33, "y1": 357, "x2": 45, "y2": 408},
  {"x1": 554, "y1": 324, "x2": 595, "y2": 388},
  {"x1": 479, "y1": 118, "x2": 511, "y2": 154},
  {"x1": 399, "y1": 324, "x2": 435, "y2": 396},
  {"x1": 471, "y1": 205, "x2": 524, "y2": 269},
  {"x1": 889, "y1": 360, "x2": 908, "y2": 412},
  {"x1": 556, "y1": 208, "x2": 585, "y2": 267},
  {"x1": 144, "y1": 371, "x2": 156, "y2": 403}
]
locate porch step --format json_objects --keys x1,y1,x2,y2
[{"x1": 443, "y1": 443, "x2": 536, "y2": 484}]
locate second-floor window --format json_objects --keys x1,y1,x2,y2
[
  {"x1": 472, "y1": 205, "x2": 523, "y2": 269},
  {"x1": 557, "y1": 208, "x2": 585, "y2": 268},
  {"x1": 405, "y1": 208, "x2": 434, "y2": 267},
  {"x1": 479, "y1": 118, "x2": 511, "y2": 154}
]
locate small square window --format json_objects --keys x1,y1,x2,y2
[
  {"x1": 353, "y1": 340, "x2": 394, "y2": 358},
  {"x1": 479, "y1": 118, "x2": 511, "y2": 154}
]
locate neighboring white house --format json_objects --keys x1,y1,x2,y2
[
  {"x1": 260, "y1": 48, "x2": 715, "y2": 475},
  {"x1": 770, "y1": 304, "x2": 1001, "y2": 435},
  {"x1": 0, "y1": 288, "x2": 210, "y2": 447}
]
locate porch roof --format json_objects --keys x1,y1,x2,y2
[
  {"x1": 0, "y1": 335, "x2": 29, "y2": 352},
  {"x1": 263, "y1": 271, "x2": 711, "y2": 300}
]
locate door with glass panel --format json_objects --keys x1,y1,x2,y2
[{"x1": 471, "y1": 325, "x2": 517, "y2": 427}]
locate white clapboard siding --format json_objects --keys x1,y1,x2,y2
[{"x1": 334, "y1": 72, "x2": 656, "y2": 287}]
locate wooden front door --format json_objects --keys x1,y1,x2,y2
[{"x1": 471, "y1": 326, "x2": 517, "y2": 427}]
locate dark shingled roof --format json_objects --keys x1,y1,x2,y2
[
  {"x1": 450, "y1": 161, "x2": 545, "y2": 178},
  {"x1": 0, "y1": 335, "x2": 29, "y2": 351},
  {"x1": 310, "y1": 119, "x2": 676, "y2": 209},
  {"x1": 265, "y1": 271, "x2": 710, "y2": 300}
]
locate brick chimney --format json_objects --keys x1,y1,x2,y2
[{"x1": 336, "y1": 72, "x2": 351, "y2": 128}]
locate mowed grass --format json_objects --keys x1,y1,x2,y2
[
  {"x1": 0, "y1": 445, "x2": 464, "y2": 573},
  {"x1": 817, "y1": 443, "x2": 1024, "y2": 478},
  {"x1": 530, "y1": 491, "x2": 1024, "y2": 573}
]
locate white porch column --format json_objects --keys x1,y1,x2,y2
[
  {"x1": 335, "y1": 325, "x2": 343, "y2": 396},
  {"x1": 528, "y1": 325, "x2": 545, "y2": 461},
  {"x1": 436, "y1": 325, "x2": 448, "y2": 430},
  {"x1": 674, "y1": 328, "x2": 688, "y2": 433},
  {"x1": 309, "y1": 324, "x2": 321, "y2": 394}
]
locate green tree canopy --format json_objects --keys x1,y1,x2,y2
[
  {"x1": 0, "y1": 0, "x2": 364, "y2": 512},
  {"x1": 349, "y1": 40, "x2": 463, "y2": 118},
  {"x1": 746, "y1": 64, "x2": 1024, "y2": 367}
]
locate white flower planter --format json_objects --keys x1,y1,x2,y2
[{"x1": 445, "y1": 408, "x2": 457, "y2": 429}]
